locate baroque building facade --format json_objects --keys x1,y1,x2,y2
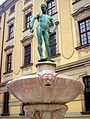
[{"x1": 0, "y1": 0, "x2": 90, "y2": 119}]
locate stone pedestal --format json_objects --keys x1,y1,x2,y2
[
  {"x1": 24, "y1": 104, "x2": 68, "y2": 119},
  {"x1": 36, "y1": 61, "x2": 56, "y2": 72}
]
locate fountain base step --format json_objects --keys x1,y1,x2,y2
[{"x1": 24, "y1": 104, "x2": 68, "y2": 119}]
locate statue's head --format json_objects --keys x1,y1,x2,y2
[{"x1": 41, "y1": 4, "x2": 47, "y2": 14}]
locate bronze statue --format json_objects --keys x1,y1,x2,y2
[{"x1": 30, "y1": 4, "x2": 56, "y2": 60}]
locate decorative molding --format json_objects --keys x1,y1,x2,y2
[
  {"x1": 72, "y1": 3, "x2": 90, "y2": 20},
  {"x1": 3, "y1": 70, "x2": 13, "y2": 75},
  {"x1": 72, "y1": 0, "x2": 81, "y2": 4},
  {"x1": 7, "y1": 17, "x2": 15, "y2": 24},
  {"x1": 0, "y1": 0, "x2": 19, "y2": 15},
  {"x1": 20, "y1": 63, "x2": 33, "y2": 69},
  {"x1": 4, "y1": 45, "x2": 14, "y2": 52},
  {"x1": 56, "y1": 57, "x2": 90, "y2": 72},
  {"x1": 75, "y1": 44, "x2": 90, "y2": 53},
  {"x1": 81, "y1": 111, "x2": 90, "y2": 114},
  {"x1": 0, "y1": 85, "x2": 7, "y2": 92},
  {"x1": 22, "y1": 4, "x2": 33, "y2": 13},
  {"x1": 2, "y1": 70, "x2": 13, "y2": 82},
  {"x1": 21, "y1": 33, "x2": 33, "y2": 47},
  {"x1": 0, "y1": 81, "x2": 9, "y2": 87},
  {"x1": 65, "y1": 112, "x2": 90, "y2": 118}
]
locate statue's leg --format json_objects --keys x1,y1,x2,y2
[
  {"x1": 37, "y1": 27, "x2": 43, "y2": 60},
  {"x1": 43, "y1": 30, "x2": 51, "y2": 60}
]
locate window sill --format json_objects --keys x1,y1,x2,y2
[
  {"x1": 6, "y1": 37, "x2": 14, "y2": 42},
  {"x1": 20, "y1": 63, "x2": 33, "y2": 69},
  {"x1": 3, "y1": 70, "x2": 13, "y2": 75},
  {"x1": 72, "y1": 0, "x2": 81, "y2": 4},
  {"x1": 19, "y1": 113, "x2": 25, "y2": 116},
  {"x1": 81, "y1": 111, "x2": 90, "y2": 114},
  {"x1": 50, "y1": 11, "x2": 58, "y2": 16},
  {"x1": 1, "y1": 113, "x2": 10, "y2": 116},
  {"x1": 75, "y1": 44, "x2": 90, "y2": 50},
  {"x1": 4, "y1": 45, "x2": 14, "y2": 51},
  {"x1": 23, "y1": 28, "x2": 30, "y2": 32}
]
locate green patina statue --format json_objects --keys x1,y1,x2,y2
[{"x1": 30, "y1": 4, "x2": 56, "y2": 60}]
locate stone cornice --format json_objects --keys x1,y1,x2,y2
[
  {"x1": 72, "y1": 3, "x2": 90, "y2": 19},
  {"x1": 22, "y1": 4, "x2": 33, "y2": 12},
  {"x1": 21, "y1": 33, "x2": 33, "y2": 44},
  {"x1": 56, "y1": 57, "x2": 90, "y2": 73},
  {"x1": 7, "y1": 17, "x2": 15, "y2": 24},
  {"x1": 0, "y1": 0, "x2": 19, "y2": 15},
  {"x1": 4, "y1": 45, "x2": 14, "y2": 51},
  {"x1": 72, "y1": 0, "x2": 81, "y2": 4}
]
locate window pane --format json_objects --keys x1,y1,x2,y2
[
  {"x1": 83, "y1": 76, "x2": 90, "y2": 111},
  {"x1": 52, "y1": 7, "x2": 56, "y2": 14},
  {"x1": 47, "y1": 9, "x2": 52, "y2": 16},
  {"x1": 8, "y1": 24, "x2": 14, "y2": 39},
  {"x1": 50, "y1": 32, "x2": 57, "y2": 56},
  {"x1": 79, "y1": 17, "x2": 90, "y2": 46},
  {"x1": 52, "y1": 0, "x2": 55, "y2": 7},
  {"x1": 86, "y1": 19, "x2": 90, "y2": 31},
  {"x1": 87, "y1": 31, "x2": 90, "y2": 43},
  {"x1": 47, "y1": 0, "x2": 56, "y2": 16},
  {"x1": 81, "y1": 33, "x2": 87, "y2": 45},
  {"x1": 2, "y1": 92, "x2": 10, "y2": 115},
  {"x1": 80, "y1": 22, "x2": 86, "y2": 33},
  {"x1": 48, "y1": 2, "x2": 51, "y2": 9},
  {"x1": 25, "y1": 12, "x2": 32, "y2": 29},
  {"x1": 24, "y1": 44, "x2": 31, "y2": 65},
  {"x1": 7, "y1": 53, "x2": 12, "y2": 72}
]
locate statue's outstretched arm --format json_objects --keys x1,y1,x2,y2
[{"x1": 30, "y1": 14, "x2": 39, "y2": 29}]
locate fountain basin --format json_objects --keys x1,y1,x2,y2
[{"x1": 7, "y1": 69, "x2": 84, "y2": 104}]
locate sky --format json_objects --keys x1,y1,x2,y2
[{"x1": 0, "y1": 0, "x2": 6, "y2": 5}]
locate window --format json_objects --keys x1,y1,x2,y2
[
  {"x1": 2, "y1": 92, "x2": 10, "y2": 116},
  {"x1": 24, "y1": 44, "x2": 31, "y2": 66},
  {"x1": 9, "y1": 5, "x2": 15, "y2": 14},
  {"x1": 79, "y1": 17, "x2": 90, "y2": 46},
  {"x1": 0, "y1": 16, "x2": 1, "y2": 22},
  {"x1": 49, "y1": 32, "x2": 57, "y2": 57},
  {"x1": 47, "y1": 0, "x2": 56, "y2": 16},
  {"x1": 8, "y1": 24, "x2": 14, "y2": 40},
  {"x1": 6, "y1": 53, "x2": 12, "y2": 72},
  {"x1": 83, "y1": 76, "x2": 90, "y2": 112},
  {"x1": 25, "y1": 12, "x2": 32, "y2": 30}
]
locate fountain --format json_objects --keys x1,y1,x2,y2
[
  {"x1": 6, "y1": 3, "x2": 84, "y2": 119},
  {"x1": 7, "y1": 61, "x2": 84, "y2": 119}
]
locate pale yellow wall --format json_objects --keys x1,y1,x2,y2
[
  {"x1": 58, "y1": 0, "x2": 78, "y2": 65},
  {"x1": 12, "y1": 1, "x2": 23, "y2": 78},
  {"x1": 67, "y1": 101, "x2": 82, "y2": 112},
  {"x1": 10, "y1": 106, "x2": 20, "y2": 114}
]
